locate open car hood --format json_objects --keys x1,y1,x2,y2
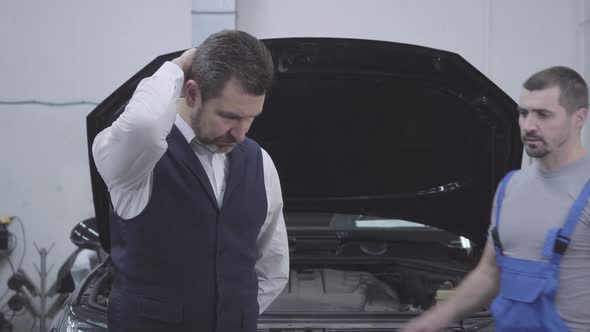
[{"x1": 87, "y1": 38, "x2": 522, "y2": 253}]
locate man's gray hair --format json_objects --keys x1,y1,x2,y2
[{"x1": 189, "y1": 30, "x2": 274, "y2": 102}]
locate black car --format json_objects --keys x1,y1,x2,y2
[{"x1": 50, "y1": 37, "x2": 522, "y2": 331}]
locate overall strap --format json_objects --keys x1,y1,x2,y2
[
  {"x1": 552, "y1": 178, "x2": 590, "y2": 260},
  {"x1": 492, "y1": 170, "x2": 517, "y2": 254}
]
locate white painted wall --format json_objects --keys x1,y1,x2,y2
[
  {"x1": 0, "y1": 0, "x2": 191, "y2": 329},
  {"x1": 192, "y1": 0, "x2": 236, "y2": 45},
  {"x1": 237, "y1": 0, "x2": 590, "y2": 154},
  {"x1": 238, "y1": 0, "x2": 490, "y2": 72}
]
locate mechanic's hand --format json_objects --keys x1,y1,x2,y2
[
  {"x1": 401, "y1": 310, "x2": 450, "y2": 332},
  {"x1": 172, "y1": 48, "x2": 197, "y2": 77}
]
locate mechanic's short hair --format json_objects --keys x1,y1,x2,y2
[
  {"x1": 190, "y1": 30, "x2": 274, "y2": 102},
  {"x1": 523, "y1": 66, "x2": 588, "y2": 113}
]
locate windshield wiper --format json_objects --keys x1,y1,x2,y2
[{"x1": 286, "y1": 178, "x2": 469, "y2": 202}]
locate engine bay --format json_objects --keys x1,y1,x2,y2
[
  {"x1": 265, "y1": 263, "x2": 464, "y2": 314},
  {"x1": 85, "y1": 261, "x2": 467, "y2": 316}
]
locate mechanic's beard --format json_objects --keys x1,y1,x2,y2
[
  {"x1": 522, "y1": 135, "x2": 549, "y2": 158},
  {"x1": 523, "y1": 127, "x2": 572, "y2": 159},
  {"x1": 524, "y1": 144, "x2": 549, "y2": 158}
]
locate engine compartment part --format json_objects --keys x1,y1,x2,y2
[{"x1": 266, "y1": 269, "x2": 402, "y2": 313}]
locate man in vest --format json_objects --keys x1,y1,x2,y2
[
  {"x1": 402, "y1": 66, "x2": 590, "y2": 331},
  {"x1": 93, "y1": 30, "x2": 289, "y2": 332}
]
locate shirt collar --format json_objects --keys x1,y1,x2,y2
[{"x1": 174, "y1": 114, "x2": 196, "y2": 143}]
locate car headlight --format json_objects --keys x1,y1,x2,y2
[{"x1": 57, "y1": 308, "x2": 107, "y2": 332}]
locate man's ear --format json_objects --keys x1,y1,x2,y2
[
  {"x1": 575, "y1": 107, "x2": 588, "y2": 130},
  {"x1": 184, "y1": 79, "x2": 201, "y2": 108}
]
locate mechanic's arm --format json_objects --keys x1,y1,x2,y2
[
  {"x1": 255, "y1": 149, "x2": 290, "y2": 314},
  {"x1": 402, "y1": 240, "x2": 500, "y2": 332},
  {"x1": 92, "y1": 50, "x2": 194, "y2": 193}
]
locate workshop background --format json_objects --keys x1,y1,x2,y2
[{"x1": 0, "y1": 0, "x2": 589, "y2": 330}]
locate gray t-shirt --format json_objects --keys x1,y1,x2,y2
[{"x1": 490, "y1": 154, "x2": 590, "y2": 331}]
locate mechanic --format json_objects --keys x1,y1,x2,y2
[
  {"x1": 92, "y1": 30, "x2": 289, "y2": 332},
  {"x1": 402, "y1": 66, "x2": 590, "y2": 332}
]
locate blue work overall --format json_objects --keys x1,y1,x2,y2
[{"x1": 489, "y1": 171, "x2": 590, "y2": 332}]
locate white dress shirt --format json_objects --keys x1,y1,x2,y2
[{"x1": 92, "y1": 61, "x2": 289, "y2": 313}]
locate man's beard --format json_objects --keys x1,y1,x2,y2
[
  {"x1": 524, "y1": 144, "x2": 549, "y2": 158},
  {"x1": 522, "y1": 131, "x2": 569, "y2": 159},
  {"x1": 190, "y1": 108, "x2": 236, "y2": 153},
  {"x1": 522, "y1": 135, "x2": 549, "y2": 158}
]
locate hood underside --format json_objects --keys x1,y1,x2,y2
[{"x1": 87, "y1": 38, "x2": 522, "y2": 252}]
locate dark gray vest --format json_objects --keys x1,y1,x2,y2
[{"x1": 108, "y1": 125, "x2": 267, "y2": 332}]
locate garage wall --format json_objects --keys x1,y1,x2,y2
[
  {"x1": 237, "y1": 0, "x2": 590, "y2": 154},
  {"x1": 192, "y1": 0, "x2": 236, "y2": 45},
  {"x1": 0, "y1": 0, "x2": 191, "y2": 329}
]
